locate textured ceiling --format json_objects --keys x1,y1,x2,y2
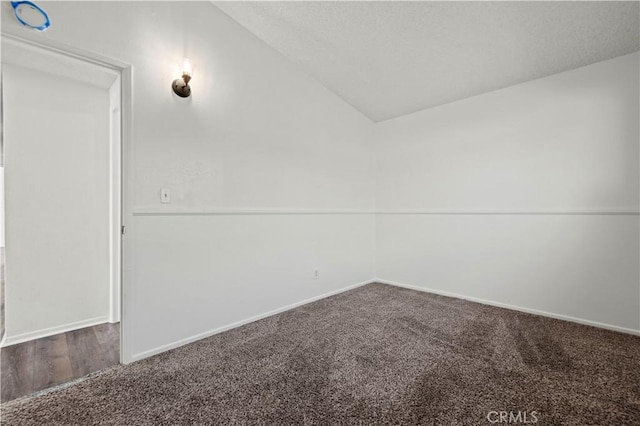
[{"x1": 214, "y1": 1, "x2": 640, "y2": 122}]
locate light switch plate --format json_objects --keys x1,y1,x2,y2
[{"x1": 160, "y1": 188, "x2": 171, "y2": 203}]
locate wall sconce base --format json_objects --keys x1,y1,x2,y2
[{"x1": 172, "y1": 78, "x2": 191, "y2": 98}]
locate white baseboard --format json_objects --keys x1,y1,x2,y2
[
  {"x1": 1, "y1": 316, "x2": 111, "y2": 347},
  {"x1": 376, "y1": 278, "x2": 640, "y2": 336},
  {"x1": 131, "y1": 279, "x2": 376, "y2": 362}
]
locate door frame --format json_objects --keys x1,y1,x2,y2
[{"x1": 1, "y1": 32, "x2": 135, "y2": 364}]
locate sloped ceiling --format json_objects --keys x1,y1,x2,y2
[{"x1": 214, "y1": 1, "x2": 640, "y2": 122}]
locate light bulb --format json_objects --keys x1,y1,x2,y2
[{"x1": 182, "y1": 58, "x2": 192, "y2": 77}]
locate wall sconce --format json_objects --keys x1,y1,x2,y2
[{"x1": 172, "y1": 59, "x2": 193, "y2": 98}]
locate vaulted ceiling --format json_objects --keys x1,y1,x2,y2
[{"x1": 214, "y1": 1, "x2": 640, "y2": 122}]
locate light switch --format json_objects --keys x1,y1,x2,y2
[{"x1": 160, "y1": 188, "x2": 171, "y2": 203}]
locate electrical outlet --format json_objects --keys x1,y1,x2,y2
[
  {"x1": 313, "y1": 268, "x2": 319, "y2": 280},
  {"x1": 160, "y1": 188, "x2": 171, "y2": 204}
]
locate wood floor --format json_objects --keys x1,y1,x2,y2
[{"x1": 1, "y1": 322, "x2": 119, "y2": 403}]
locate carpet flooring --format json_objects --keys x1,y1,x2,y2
[{"x1": 2, "y1": 283, "x2": 639, "y2": 425}]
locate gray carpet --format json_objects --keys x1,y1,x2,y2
[{"x1": 2, "y1": 283, "x2": 640, "y2": 425}]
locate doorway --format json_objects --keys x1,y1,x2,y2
[{"x1": 0, "y1": 36, "x2": 123, "y2": 402}]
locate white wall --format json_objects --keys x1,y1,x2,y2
[
  {"x1": 375, "y1": 53, "x2": 640, "y2": 333},
  {"x1": 0, "y1": 167, "x2": 4, "y2": 247},
  {"x1": 108, "y1": 76, "x2": 122, "y2": 324},
  {"x1": 2, "y1": 63, "x2": 112, "y2": 343},
  {"x1": 2, "y1": 1, "x2": 636, "y2": 362},
  {"x1": 1, "y1": 2, "x2": 375, "y2": 360},
  {"x1": 132, "y1": 214, "x2": 372, "y2": 358}
]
